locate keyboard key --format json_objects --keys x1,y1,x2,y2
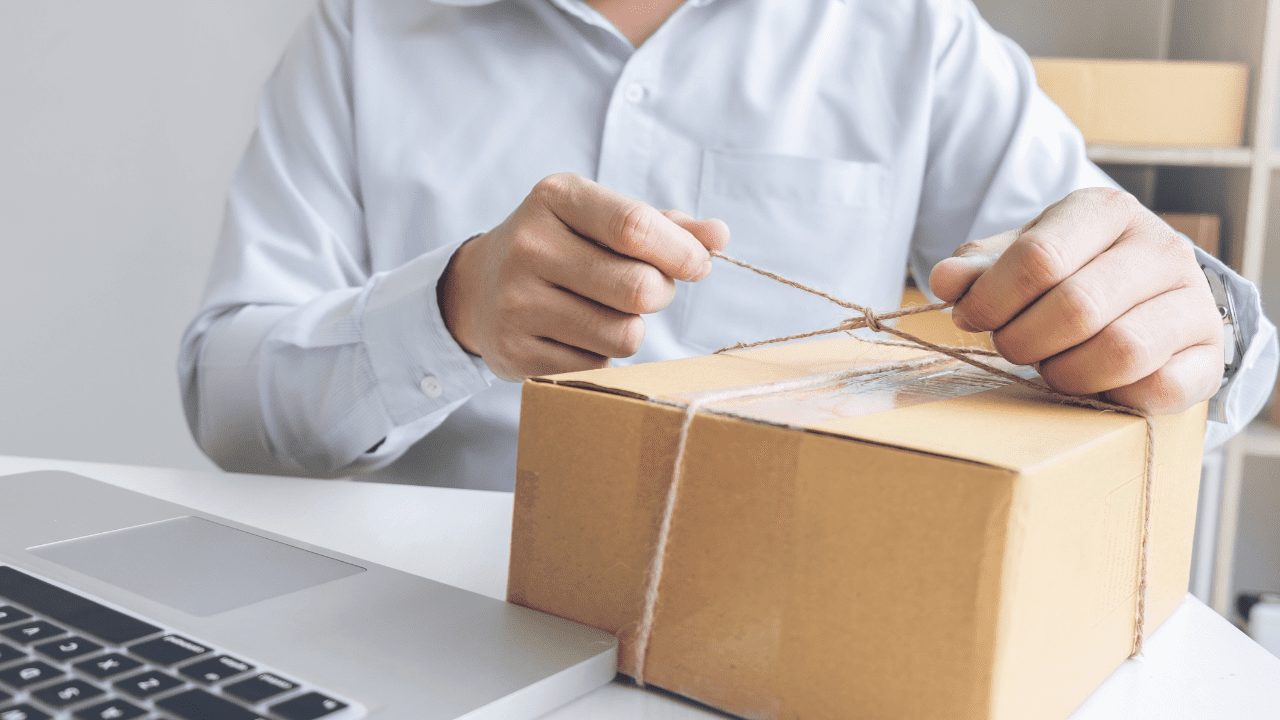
[
  {"x1": 0, "y1": 643, "x2": 25, "y2": 664},
  {"x1": 73, "y1": 698, "x2": 146, "y2": 720},
  {"x1": 0, "y1": 607, "x2": 31, "y2": 627},
  {"x1": 73, "y1": 652, "x2": 141, "y2": 680},
  {"x1": 224, "y1": 673, "x2": 296, "y2": 703},
  {"x1": 0, "y1": 660, "x2": 61, "y2": 689},
  {"x1": 0, "y1": 568, "x2": 160, "y2": 644},
  {"x1": 129, "y1": 635, "x2": 209, "y2": 666},
  {"x1": 116, "y1": 669, "x2": 183, "y2": 699},
  {"x1": 33, "y1": 678, "x2": 104, "y2": 709},
  {"x1": 1, "y1": 621, "x2": 65, "y2": 646},
  {"x1": 35, "y1": 635, "x2": 102, "y2": 662},
  {"x1": 271, "y1": 692, "x2": 348, "y2": 719},
  {"x1": 0, "y1": 703, "x2": 51, "y2": 720},
  {"x1": 179, "y1": 655, "x2": 254, "y2": 685},
  {"x1": 158, "y1": 688, "x2": 266, "y2": 720},
  {"x1": 0, "y1": 690, "x2": 8, "y2": 704}
]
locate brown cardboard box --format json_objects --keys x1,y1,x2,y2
[
  {"x1": 898, "y1": 286, "x2": 995, "y2": 350},
  {"x1": 1032, "y1": 58, "x2": 1248, "y2": 147},
  {"x1": 509, "y1": 337, "x2": 1207, "y2": 719},
  {"x1": 1159, "y1": 212, "x2": 1222, "y2": 258}
]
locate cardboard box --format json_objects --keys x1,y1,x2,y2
[
  {"x1": 1032, "y1": 58, "x2": 1248, "y2": 147},
  {"x1": 509, "y1": 337, "x2": 1207, "y2": 719},
  {"x1": 898, "y1": 286, "x2": 996, "y2": 350},
  {"x1": 1159, "y1": 212, "x2": 1222, "y2": 259}
]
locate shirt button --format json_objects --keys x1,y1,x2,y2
[
  {"x1": 624, "y1": 83, "x2": 647, "y2": 103},
  {"x1": 419, "y1": 375, "x2": 443, "y2": 399}
]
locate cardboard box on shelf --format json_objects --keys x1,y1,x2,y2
[
  {"x1": 509, "y1": 336, "x2": 1207, "y2": 720},
  {"x1": 1160, "y1": 212, "x2": 1223, "y2": 259},
  {"x1": 1032, "y1": 58, "x2": 1248, "y2": 147}
]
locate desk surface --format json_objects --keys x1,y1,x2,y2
[{"x1": 1, "y1": 455, "x2": 1277, "y2": 719}]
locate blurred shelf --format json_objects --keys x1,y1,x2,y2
[
  {"x1": 1088, "y1": 144, "x2": 1254, "y2": 168},
  {"x1": 1243, "y1": 419, "x2": 1280, "y2": 458}
]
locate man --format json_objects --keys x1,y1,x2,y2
[{"x1": 179, "y1": 0, "x2": 1277, "y2": 489}]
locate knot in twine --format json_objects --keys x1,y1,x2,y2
[{"x1": 629, "y1": 252, "x2": 1156, "y2": 687}]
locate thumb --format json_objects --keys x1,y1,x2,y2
[
  {"x1": 663, "y1": 209, "x2": 731, "y2": 255},
  {"x1": 928, "y1": 228, "x2": 1020, "y2": 302}
]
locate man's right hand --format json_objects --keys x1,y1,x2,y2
[{"x1": 439, "y1": 173, "x2": 729, "y2": 380}]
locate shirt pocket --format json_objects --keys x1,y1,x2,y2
[{"x1": 679, "y1": 148, "x2": 889, "y2": 353}]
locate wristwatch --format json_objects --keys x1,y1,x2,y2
[{"x1": 1202, "y1": 264, "x2": 1245, "y2": 387}]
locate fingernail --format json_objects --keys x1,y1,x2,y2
[{"x1": 698, "y1": 258, "x2": 713, "y2": 278}]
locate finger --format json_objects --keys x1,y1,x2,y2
[
  {"x1": 929, "y1": 229, "x2": 1019, "y2": 302},
  {"x1": 528, "y1": 284, "x2": 647, "y2": 359},
  {"x1": 539, "y1": 234, "x2": 676, "y2": 315},
  {"x1": 1038, "y1": 287, "x2": 1222, "y2": 396},
  {"x1": 991, "y1": 235, "x2": 1199, "y2": 365},
  {"x1": 522, "y1": 338, "x2": 610, "y2": 378},
  {"x1": 531, "y1": 174, "x2": 712, "y2": 281},
  {"x1": 1103, "y1": 343, "x2": 1224, "y2": 415},
  {"x1": 953, "y1": 188, "x2": 1141, "y2": 331},
  {"x1": 662, "y1": 210, "x2": 732, "y2": 253}
]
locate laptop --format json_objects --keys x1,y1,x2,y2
[{"x1": 0, "y1": 471, "x2": 617, "y2": 720}]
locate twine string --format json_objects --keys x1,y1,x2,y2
[{"x1": 629, "y1": 252, "x2": 1156, "y2": 686}]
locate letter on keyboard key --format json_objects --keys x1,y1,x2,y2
[
  {"x1": 72, "y1": 698, "x2": 146, "y2": 720},
  {"x1": 73, "y1": 652, "x2": 141, "y2": 680},
  {"x1": 270, "y1": 692, "x2": 349, "y2": 719},
  {"x1": 0, "y1": 703, "x2": 52, "y2": 720},
  {"x1": 157, "y1": 689, "x2": 266, "y2": 720},
  {"x1": 0, "y1": 568, "x2": 159, "y2": 644},
  {"x1": 1, "y1": 621, "x2": 65, "y2": 646},
  {"x1": 0, "y1": 606, "x2": 31, "y2": 626},
  {"x1": 33, "y1": 679, "x2": 104, "y2": 709},
  {"x1": 129, "y1": 634, "x2": 209, "y2": 665},
  {"x1": 35, "y1": 635, "x2": 102, "y2": 662},
  {"x1": 0, "y1": 661, "x2": 62, "y2": 689},
  {"x1": 116, "y1": 669, "x2": 183, "y2": 699}
]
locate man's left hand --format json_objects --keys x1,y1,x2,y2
[{"x1": 929, "y1": 187, "x2": 1224, "y2": 415}]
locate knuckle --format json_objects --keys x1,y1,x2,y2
[
  {"x1": 1117, "y1": 371, "x2": 1189, "y2": 415},
  {"x1": 1089, "y1": 186, "x2": 1136, "y2": 211},
  {"x1": 1102, "y1": 321, "x2": 1150, "y2": 374},
  {"x1": 621, "y1": 264, "x2": 667, "y2": 313},
  {"x1": 990, "y1": 329, "x2": 1033, "y2": 366},
  {"x1": 955, "y1": 293, "x2": 1002, "y2": 330},
  {"x1": 1057, "y1": 280, "x2": 1105, "y2": 337},
  {"x1": 1036, "y1": 358, "x2": 1082, "y2": 396},
  {"x1": 508, "y1": 227, "x2": 543, "y2": 260},
  {"x1": 614, "y1": 316, "x2": 646, "y2": 357},
  {"x1": 613, "y1": 203, "x2": 656, "y2": 255},
  {"x1": 1015, "y1": 232, "x2": 1070, "y2": 292},
  {"x1": 531, "y1": 172, "x2": 576, "y2": 205}
]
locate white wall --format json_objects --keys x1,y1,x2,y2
[{"x1": 0, "y1": 0, "x2": 317, "y2": 470}]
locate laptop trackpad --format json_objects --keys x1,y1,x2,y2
[{"x1": 30, "y1": 516, "x2": 365, "y2": 616}]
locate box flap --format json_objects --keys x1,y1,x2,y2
[{"x1": 536, "y1": 336, "x2": 1140, "y2": 471}]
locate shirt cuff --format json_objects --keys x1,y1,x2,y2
[{"x1": 360, "y1": 240, "x2": 493, "y2": 427}]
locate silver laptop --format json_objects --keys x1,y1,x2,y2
[{"x1": 0, "y1": 471, "x2": 617, "y2": 720}]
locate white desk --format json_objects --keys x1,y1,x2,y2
[{"x1": 2, "y1": 455, "x2": 1277, "y2": 719}]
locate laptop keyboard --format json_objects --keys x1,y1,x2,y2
[{"x1": 0, "y1": 566, "x2": 356, "y2": 720}]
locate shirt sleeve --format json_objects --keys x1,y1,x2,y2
[
  {"x1": 910, "y1": 0, "x2": 1278, "y2": 443},
  {"x1": 177, "y1": 0, "x2": 491, "y2": 478}
]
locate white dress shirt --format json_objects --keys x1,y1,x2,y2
[{"x1": 179, "y1": 0, "x2": 1278, "y2": 489}]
